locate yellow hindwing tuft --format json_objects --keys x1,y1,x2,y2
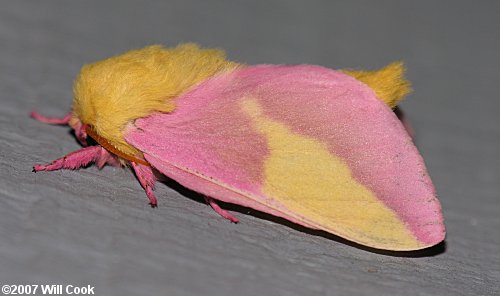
[{"x1": 342, "y1": 62, "x2": 412, "y2": 108}]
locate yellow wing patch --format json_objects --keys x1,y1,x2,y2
[{"x1": 241, "y1": 98, "x2": 420, "y2": 250}]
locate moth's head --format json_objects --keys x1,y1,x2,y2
[
  {"x1": 69, "y1": 45, "x2": 178, "y2": 162},
  {"x1": 68, "y1": 60, "x2": 151, "y2": 165}
]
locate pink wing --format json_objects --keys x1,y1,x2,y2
[{"x1": 125, "y1": 65, "x2": 445, "y2": 251}]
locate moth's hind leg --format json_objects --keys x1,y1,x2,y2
[
  {"x1": 131, "y1": 162, "x2": 158, "y2": 207},
  {"x1": 204, "y1": 196, "x2": 239, "y2": 223}
]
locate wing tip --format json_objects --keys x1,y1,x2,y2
[
  {"x1": 362, "y1": 233, "x2": 446, "y2": 253},
  {"x1": 392, "y1": 223, "x2": 446, "y2": 252}
]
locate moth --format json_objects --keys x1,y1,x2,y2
[{"x1": 32, "y1": 44, "x2": 445, "y2": 251}]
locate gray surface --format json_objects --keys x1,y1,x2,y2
[{"x1": 1, "y1": 1, "x2": 499, "y2": 295}]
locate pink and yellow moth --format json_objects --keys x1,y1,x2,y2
[{"x1": 31, "y1": 44, "x2": 445, "y2": 251}]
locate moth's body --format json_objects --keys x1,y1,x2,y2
[{"x1": 32, "y1": 44, "x2": 445, "y2": 251}]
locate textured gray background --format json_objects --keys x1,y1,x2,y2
[{"x1": 1, "y1": 1, "x2": 499, "y2": 295}]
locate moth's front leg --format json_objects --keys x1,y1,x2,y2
[
  {"x1": 33, "y1": 146, "x2": 117, "y2": 172},
  {"x1": 31, "y1": 111, "x2": 88, "y2": 146}
]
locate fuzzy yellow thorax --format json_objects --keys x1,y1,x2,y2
[{"x1": 72, "y1": 43, "x2": 240, "y2": 158}]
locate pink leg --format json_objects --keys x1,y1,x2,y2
[
  {"x1": 131, "y1": 162, "x2": 158, "y2": 207},
  {"x1": 30, "y1": 111, "x2": 72, "y2": 125},
  {"x1": 204, "y1": 196, "x2": 239, "y2": 223},
  {"x1": 33, "y1": 146, "x2": 117, "y2": 171},
  {"x1": 33, "y1": 146, "x2": 102, "y2": 171}
]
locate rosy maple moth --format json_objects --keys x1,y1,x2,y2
[{"x1": 31, "y1": 43, "x2": 445, "y2": 251}]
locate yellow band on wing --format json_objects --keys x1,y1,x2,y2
[{"x1": 241, "y1": 98, "x2": 420, "y2": 249}]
